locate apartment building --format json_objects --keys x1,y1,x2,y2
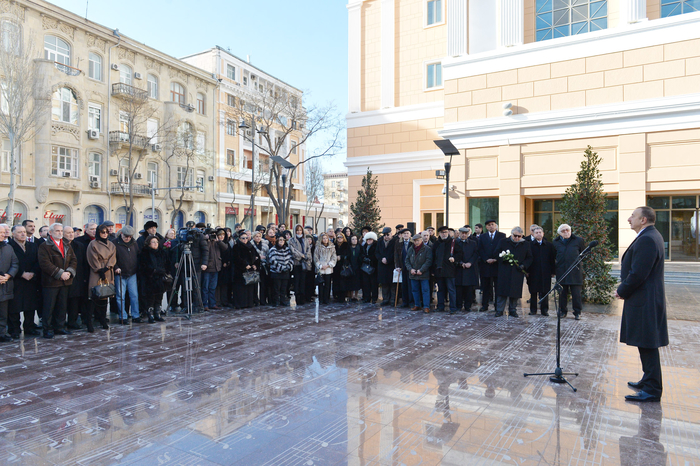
[
  {"x1": 323, "y1": 172, "x2": 349, "y2": 226},
  {"x1": 347, "y1": 0, "x2": 700, "y2": 260},
  {"x1": 0, "y1": 0, "x2": 218, "y2": 232}
]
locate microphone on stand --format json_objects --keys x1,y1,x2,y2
[{"x1": 579, "y1": 240, "x2": 599, "y2": 257}]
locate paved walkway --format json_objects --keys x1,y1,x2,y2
[{"x1": 1, "y1": 296, "x2": 699, "y2": 465}]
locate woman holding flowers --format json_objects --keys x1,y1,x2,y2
[{"x1": 495, "y1": 226, "x2": 533, "y2": 317}]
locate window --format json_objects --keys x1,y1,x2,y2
[
  {"x1": 331, "y1": 192, "x2": 336, "y2": 199},
  {"x1": 331, "y1": 181, "x2": 336, "y2": 188},
  {"x1": 88, "y1": 52, "x2": 102, "y2": 81},
  {"x1": 426, "y1": 0, "x2": 443, "y2": 25},
  {"x1": 147, "y1": 118, "x2": 158, "y2": 144},
  {"x1": 226, "y1": 64, "x2": 236, "y2": 80},
  {"x1": 147, "y1": 162, "x2": 158, "y2": 188},
  {"x1": 51, "y1": 145, "x2": 78, "y2": 177},
  {"x1": 227, "y1": 94, "x2": 236, "y2": 107},
  {"x1": 147, "y1": 74, "x2": 158, "y2": 99},
  {"x1": 52, "y1": 87, "x2": 78, "y2": 125},
  {"x1": 226, "y1": 179, "x2": 235, "y2": 194},
  {"x1": 1, "y1": 21, "x2": 20, "y2": 54},
  {"x1": 647, "y1": 195, "x2": 700, "y2": 261},
  {"x1": 226, "y1": 119, "x2": 236, "y2": 136},
  {"x1": 196, "y1": 133, "x2": 206, "y2": 153},
  {"x1": 662, "y1": 0, "x2": 700, "y2": 16},
  {"x1": 426, "y1": 62, "x2": 442, "y2": 89},
  {"x1": 119, "y1": 111, "x2": 130, "y2": 133},
  {"x1": 170, "y1": 82, "x2": 185, "y2": 104},
  {"x1": 243, "y1": 76, "x2": 248, "y2": 86},
  {"x1": 88, "y1": 152, "x2": 101, "y2": 177},
  {"x1": 536, "y1": 0, "x2": 607, "y2": 41},
  {"x1": 119, "y1": 64, "x2": 132, "y2": 85},
  {"x1": 179, "y1": 122, "x2": 194, "y2": 150},
  {"x1": 118, "y1": 158, "x2": 129, "y2": 183},
  {"x1": 291, "y1": 141, "x2": 297, "y2": 154},
  {"x1": 469, "y1": 198, "x2": 499, "y2": 229},
  {"x1": 196, "y1": 170, "x2": 205, "y2": 192},
  {"x1": 227, "y1": 149, "x2": 236, "y2": 165},
  {"x1": 176, "y1": 166, "x2": 193, "y2": 189},
  {"x1": 44, "y1": 35, "x2": 70, "y2": 65},
  {"x1": 196, "y1": 93, "x2": 205, "y2": 114},
  {"x1": 88, "y1": 103, "x2": 101, "y2": 132}
]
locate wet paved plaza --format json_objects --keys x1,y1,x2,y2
[{"x1": 1, "y1": 286, "x2": 699, "y2": 465}]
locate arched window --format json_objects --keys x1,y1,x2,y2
[
  {"x1": 178, "y1": 122, "x2": 194, "y2": 150},
  {"x1": 196, "y1": 92, "x2": 205, "y2": 114},
  {"x1": 170, "y1": 82, "x2": 185, "y2": 104},
  {"x1": 120, "y1": 64, "x2": 132, "y2": 85},
  {"x1": 196, "y1": 170, "x2": 205, "y2": 192},
  {"x1": 52, "y1": 87, "x2": 78, "y2": 124},
  {"x1": 1, "y1": 21, "x2": 20, "y2": 54},
  {"x1": 147, "y1": 74, "x2": 158, "y2": 99},
  {"x1": 88, "y1": 52, "x2": 102, "y2": 81},
  {"x1": 44, "y1": 35, "x2": 70, "y2": 65}
]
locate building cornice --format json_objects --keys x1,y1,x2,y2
[
  {"x1": 438, "y1": 93, "x2": 700, "y2": 148},
  {"x1": 346, "y1": 101, "x2": 444, "y2": 129},
  {"x1": 344, "y1": 149, "x2": 444, "y2": 176},
  {"x1": 443, "y1": 11, "x2": 700, "y2": 80}
]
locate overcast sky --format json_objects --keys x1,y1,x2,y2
[{"x1": 50, "y1": 0, "x2": 349, "y2": 171}]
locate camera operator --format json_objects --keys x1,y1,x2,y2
[
  {"x1": 201, "y1": 227, "x2": 228, "y2": 310},
  {"x1": 175, "y1": 221, "x2": 209, "y2": 313}
]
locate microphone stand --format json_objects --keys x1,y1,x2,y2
[{"x1": 524, "y1": 246, "x2": 594, "y2": 392}]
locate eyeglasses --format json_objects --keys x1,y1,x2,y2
[
  {"x1": 239, "y1": 236, "x2": 248, "y2": 240},
  {"x1": 512, "y1": 234, "x2": 522, "y2": 238}
]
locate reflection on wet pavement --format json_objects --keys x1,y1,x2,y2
[{"x1": 0, "y1": 301, "x2": 698, "y2": 465}]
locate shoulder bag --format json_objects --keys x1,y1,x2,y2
[{"x1": 91, "y1": 279, "x2": 116, "y2": 300}]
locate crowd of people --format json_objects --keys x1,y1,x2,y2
[{"x1": 0, "y1": 216, "x2": 592, "y2": 342}]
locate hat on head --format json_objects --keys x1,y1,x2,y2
[
  {"x1": 426, "y1": 226, "x2": 434, "y2": 231},
  {"x1": 412, "y1": 233, "x2": 422, "y2": 241},
  {"x1": 144, "y1": 220, "x2": 158, "y2": 230},
  {"x1": 485, "y1": 219, "x2": 497, "y2": 225},
  {"x1": 304, "y1": 225, "x2": 313, "y2": 230},
  {"x1": 437, "y1": 226, "x2": 449, "y2": 232},
  {"x1": 185, "y1": 221, "x2": 195, "y2": 228},
  {"x1": 381, "y1": 227, "x2": 391, "y2": 235},
  {"x1": 73, "y1": 227, "x2": 82, "y2": 232},
  {"x1": 399, "y1": 228, "x2": 411, "y2": 235},
  {"x1": 255, "y1": 225, "x2": 266, "y2": 232},
  {"x1": 458, "y1": 227, "x2": 470, "y2": 233},
  {"x1": 103, "y1": 220, "x2": 115, "y2": 227},
  {"x1": 195, "y1": 222, "x2": 206, "y2": 229},
  {"x1": 395, "y1": 224, "x2": 404, "y2": 230},
  {"x1": 361, "y1": 225, "x2": 372, "y2": 232},
  {"x1": 364, "y1": 232, "x2": 378, "y2": 241},
  {"x1": 121, "y1": 225, "x2": 135, "y2": 236}
]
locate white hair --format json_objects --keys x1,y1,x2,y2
[
  {"x1": 511, "y1": 226, "x2": 524, "y2": 235},
  {"x1": 557, "y1": 224, "x2": 572, "y2": 234},
  {"x1": 48, "y1": 223, "x2": 63, "y2": 232}
]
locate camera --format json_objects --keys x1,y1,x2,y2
[{"x1": 177, "y1": 227, "x2": 200, "y2": 244}]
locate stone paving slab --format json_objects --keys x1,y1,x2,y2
[{"x1": 0, "y1": 300, "x2": 698, "y2": 465}]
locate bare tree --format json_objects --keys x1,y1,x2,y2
[
  {"x1": 0, "y1": 28, "x2": 50, "y2": 223},
  {"x1": 304, "y1": 159, "x2": 326, "y2": 231},
  {"x1": 224, "y1": 83, "x2": 343, "y2": 225}
]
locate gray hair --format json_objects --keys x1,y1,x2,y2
[
  {"x1": 532, "y1": 226, "x2": 544, "y2": 233},
  {"x1": 529, "y1": 224, "x2": 540, "y2": 231},
  {"x1": 0, "y1": 223, "x2": 9, "y2": 230},
  {"x1": 511, "y1": 226, "x2": 524, "y2": 235},
  {"x1": 48, "y1": 223, "x2": 63, "y2": 232},
  {"x1": 11, "y1": 224, "x2": 24, "y2": 232},
  {"x1": 557, "y1": 223, "x2": 572, "y2": 234}
]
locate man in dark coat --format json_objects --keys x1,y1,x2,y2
[
  {"x1": 455, "y1": 227, "x2": 479, "y2": 312},
  {"x1": 494, "y1": 227, "x2": 532, "y2": 317},
  {"x1": 37, "y1": 223, "x2": 77, "y2": 338},
  {"x1": 394, "y1": 228, "x2": 414, "y2": 308},
  {"x1": 63, "y1": 227, "x2": 88, "y2": 330},
  {"x1": 8, "y1": 225, "x2": 42, "y2": 338},
  {"x1": 615, "y1": 206, "x2": 668, "y2": 402},
  {"x1": 552, "y1": 223, "x2": 586, "y2": 320},
  {"x1": 137, "y1": 221, "x2": 163, "y2": 249},
  {"x1": 376, "y1": 227, "x2": 396, "y2": 306},
  {"x1": 526, "y1": 226, "x2": 556, "y2": 316},
  {"x1": 112, "y1": 226, "x2": 143, "y2": 323},
  {"x1": 432, "y1": 226, "x2": 462, "y2": 313},
  {"x1": 477, "y1": 220, "x2": 505, "y2": 312}
]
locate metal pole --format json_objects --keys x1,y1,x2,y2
[
  {"x1": 282, "y1": 173, "x2": 287, "y2": 226},
  {"x1": 249, "y1": 123, "x2": 256, "y2": 232},
  {"x1": 151, "y1": 185, "x2": 155, "y2": 225},
  {"x1": 444, "y1": 161, "x2": 451, "y2": 229}
]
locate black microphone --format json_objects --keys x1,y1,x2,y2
[{"x1": 579, "y1": 240, "x2": 599, "y2": 257}]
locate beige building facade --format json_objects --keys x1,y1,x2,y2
[
  {"x1": 323, "y1": 172, "x2": 349, "y2": 227},
  {"x1": 0, "y1": 0, "x2": 218, "y2": 233},
  {"x1": 346, "y1": 0, "x2": 700, "y2": 260}
]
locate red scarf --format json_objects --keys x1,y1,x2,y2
[
  {"x1": 413, "y1": 243, "x2": 424, "y2": 253},
  {"x1": 51, "y1": 237, "x2": 65, "y2": 257}
]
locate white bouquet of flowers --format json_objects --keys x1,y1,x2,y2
[{"x1": 499, "y1": 249, "x2": 527, "y2": 274}]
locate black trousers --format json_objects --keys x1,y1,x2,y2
[
  {"x1": 89, "y1": 298, "x2": 109, "y2": 328},
  {"x1": 42, "y1": 287, "x2": 68, "y2": 332},
  {"x1": 456, "y1": 285, "x2": 475, "y2": 311},
  {"x1": 319, "y1": 274, "x2": 332, "y2": 304},
  {"x1": 480, "y1": 276, "x2": 497, "y2": 310},
  {"x1": 8, "y1": 309, "x2": 38, "y2": 335},
  {"x1": 530, "y1": 290, "x2": 550, "y2": 314},
  {"x1": 559, "y1": 284, "x2": 582, "y2": 314},
  {"x1": 400, "y1": 268, "x2": 413, "y2": 306},
  {"x1": 380, "y1": 283, "x2": 395, "y2": 305},
  {"x1": 271, "y1": 278, "x2": 289, "y2": 306},
  {"x1": 361, "y1": 272, "x2": 378, "y2": 303},
  {"x1": 67, "y1": 296, "x2": 86, "y2": 327},
  {"x1": 638, "y1": 347, "x2": 663, "y2": 398},
  {"x1": 305, "y1": 270, "x2": 316, "y2": 300},
  {"x1": 293, "y1": 265, "x2": 306, "y2": 305}
]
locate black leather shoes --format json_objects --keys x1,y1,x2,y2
[
  {"x1": 628, "y1": 380, "x2": 643, "y2": 389},
  {"x1": 625, "y1": 390, "x2": 660, "y2": 402},
  {"x1": 541, "y1": 311, "x2": 550, "y2": 316},
  {"x1": 0, "y1": 335, "x2": 12, "y2": 342},
  {"x1": 574, "y1": 314, "x2": 581, "y2": 320},
  {"x1": 529, "y1": 311, "x2": 537, "y2": 316},
  {"x1": 509, "y1": 311, "x2": 519, "y2": 317},
  {"x1": 54, "y1": 329, "x2": 72, "y2": 335},
  {"x1": 494, "y1": 311, "x2": 503, "y2": 317},
  {"x1": 43, "y1": 331, "x2": 54, "y2": 339},
  {"x1": 132, "y1": 318, "x2": 143, "y2": 323}
]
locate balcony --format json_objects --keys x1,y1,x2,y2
[
  {"x1": 110, "y1": 182, "x2": 152, "y2": 196},
  {"x1": 54, "y1": 62, "x2": 81, "y2": 76},
  {"x1": 111, "y1": 82, "x2": 148, "y2": 101},
  {"x1": 109, "y1": 131, "x2": 148, "y2": 149}
]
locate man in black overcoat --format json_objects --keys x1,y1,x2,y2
[
  {"x1": 376, "y1": 227, "x2": 396, "y2": 306},
  {"x1": 477, "y1": 220, "x2": 505, "y2": 312},
  {"x1": 494, "y1": 227, "x2": 532, "y2": 317},
  {"x1": 393, "y1": 229, "x2": 413, "y2": 308},
  {"x1": 8, "y1": 225, "x2": 42, "y2": 337},
  {"x1": 432, "y1": 226, "x2": 462, "y2": 313},
  {"x1": 615, "y1": 206, "x2": 668, "y2": 402},
  {"x1": 455, "y1": 227, "x2": 479, "y2": 312},
  {"x1": 526, "y1": 226, "x2": 556, "y2": 316},
  {"x1": 552, "y1": 223, "x2": 585, "y2": 319}
]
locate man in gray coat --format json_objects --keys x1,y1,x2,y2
[
  {"x1": 0, "y1": 226, "x2": 19, "y2": 342},
  {"x1": 615, "y1": 206, "x2": 668, "y2": 402}
]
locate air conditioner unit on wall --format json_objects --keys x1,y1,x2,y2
[
  {"x1": 152, "y1": 144, "x2": 162, "y2": 152},
  {"x1": 89, "y1": 181, "x2": 99, "y2": 189},
  {"x1": 134, "y1": 173, "x2": 143, "y2": 179},
  {"x1": 89, "y1": 175, "x2": 99, "y2": 182},
  {"x1": 62, "y1": 172, "x2": 71, "y2": 178},
  {"x1": 134, "y1": 72, "x2": 142, "y2": 80},
  {"x1": 110, "y1": 169, "x2": 118, "y2": 176},
  {"x1": 87, "y1": 129, "x2": 98, "y2": 139},
  {"x1": 208, "y1": 176, "x2": 214, "y2": 182},
  {"x1": 111, "y1": 63, "x2": 119, "y2": 71}
]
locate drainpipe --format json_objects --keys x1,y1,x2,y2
[{"x1": 106, "y1": 29, "x2": 121, "y2": 222}]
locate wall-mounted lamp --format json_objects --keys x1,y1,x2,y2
[{"x1": 503, "y1": 102, "x2": 513, "y2": 117}]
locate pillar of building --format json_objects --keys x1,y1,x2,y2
[
  {"x1": 617, "y1": 133, "x2": 648, "y2": 258},
  {"x1": 348, "y1": 0, "x2": 363, "y2": 113},
  {"x1": 499, "y1": 0, "x2": 524, "y2": 48},
  {"x1": 447, "y1": 0, "x2": 468, "y2": 57},
  {"x1": 380, "y1": 0, "x2": 395, "y2": 109},
  {"x1": 619, "y1": 0, "x2": 647, "y2": 25},
  {"x1": 498, "y1": 145, "x2": 523, "y2": 232}
]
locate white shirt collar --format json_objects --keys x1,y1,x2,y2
[{"x1": 636, "y1": 226, "x2": 649, "y2": 237}]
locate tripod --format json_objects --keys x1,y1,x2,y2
[
  {"x1": 524, "y1": 247, "x2": 593, "y2": 392},
  {"x1": 167, "y1": 243, "x2": 203, "y2": 321}
]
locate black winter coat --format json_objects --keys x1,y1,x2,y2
[
  {"x1": 112, "y1": 236, "x2": 140, "y2": 278},
  {"x1": 332, "y1": 242, "x2": 350, "y2": 288},
  {"x1": 495, "y1": 238, "x2": 533, "y2": 298},
  {"x1": 67, "y1": 239, "x2": 89, "y2": 298},
  {"x1": 432, "y1": 237, "x2": 462, "y2": 278},
  {"x1": 478, "y1": 231, "x2": 506, "y2": 278},
  {"x1": 345, "y1": 245, "x2": 363, "y2": 291},
  {"x1": 455, "y1": 238, "x2": 479, "y2": 286},
  {"x1": 8, "y1": 239, "x2": 41, "y2": 311},
  {"x1": 552, "y1": 234, "x2": 585, "y2": 285},
  {"x1": 360, "y1": 242, "x2": 378, "y2": 274},
  {"x1": 231, "y1": 242, "x2": 260, "y2": 282},
  {"x1": 138, "y1": 246, "x2": 171, "y2": 297},
  {"x1": 375, "y1": 237, "x2": 396, "y2": 284},
  {"x1": 394, "y1": 239, "x2": 412, "y2": 272},
  {"x1": 618, "y1": 226, "x2": 668, "y2": 349},
  {"x1": 526, "y1": 239, "x2": 556, "y2": 295}
]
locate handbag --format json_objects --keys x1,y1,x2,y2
[
  {"x1": 340, "y1": 263, "x2": 353, "y2": 278},
  {"x1": 162, "y1": 273, "x2": 174, "y2": 288},
  {"x1": 91, "y1": 279, "x2": 116, "y2": 300},
  {"x1": 242, "y1": 270, "x2": 260, "y2": 285},
  {"x1": 360, "y1": 263, "x2": 375, "y2": 275},
  {"x1": 315, "y1": 273, "x2": 324, "y2": 285}
]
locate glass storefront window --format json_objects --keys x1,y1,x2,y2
[
  {"x1": 647, "y1": 196, "x2": 670, "y2": 210},
  {"x1": 672, "y1": 196, "x2": 697, "y2": 209},
  {"x1": 647, "y1": 195, "x2": 699, "y2": 261},
  {"x1": 469, "y1": 198, "x2": 499, "y2": 229}
]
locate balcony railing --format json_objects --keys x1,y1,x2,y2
[
  {"x1": 109, "y1": 131, "x2": 148, "y2": 148},
  {"x1": 111, "y1": 82, "x2": 148, "y2": 101},
  {"x1": 54, "y1": 62, "x2": 81, "y2": 76},
  {"x1": 110, "y1": 182, "x2": 152, "y2": 196}
]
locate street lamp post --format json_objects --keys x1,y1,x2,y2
[
  {"x1": 433, "y1": 139, "x2": 461, "y2": 229},
  {"x1": 239, "y1": 119, "x2": 267, "y2": 232}
]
